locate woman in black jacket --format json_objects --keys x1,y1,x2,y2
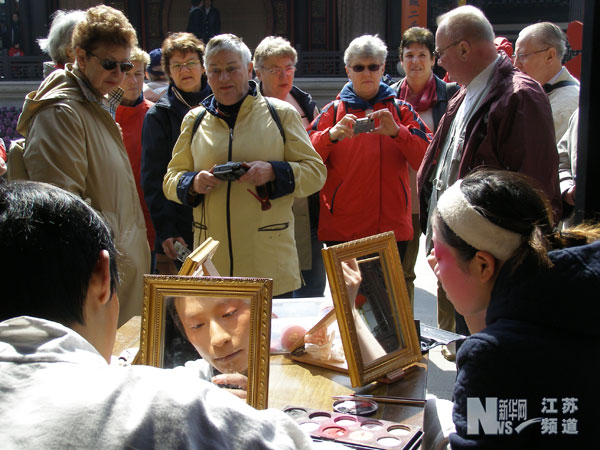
[{"x1": 141, "y1": 32, "x2": 211, "y2": 274}]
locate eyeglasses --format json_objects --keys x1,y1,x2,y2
[
  {"x1": 87, "y1": 51, "x2": 133, "y2": 72},
  {"x1": 349, "y1": 64, "x2": 382, "y2": 73},
  {"x1": 512, "y1": 48, "x2": 550, "y2": 63},
  {"x1": 433, "y1": 40, "x2": 463, "y2": 59},
  {"x1": 170, "y1": 60, "x2": 201, "y2": 72},
  {"x1": 262, "y1": 65, "x2": 296, "y2": 76}
]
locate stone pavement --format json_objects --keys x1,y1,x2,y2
[{"x1": 412, "y1": 234, "x2": 457, "y2": 401}]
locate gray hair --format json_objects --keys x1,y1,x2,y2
[
  {"x1": 437, "y1": 5, "x2": 495, "y2": 44},
  {"x1": 204, "y1": 33, "x2": 252, "y2": 68},
  {"x1": 37, "y1": 9, "x2": 85, "y2": 65},
  {"x1": 253, "y1": 36, "x2": 297, "y2": 68},
  {"x1": 344, "y1": 34, "x2": 387, "y2": 66},
  {"x1": 519, "y1": 22, "x2": 567, "y2": 59}
]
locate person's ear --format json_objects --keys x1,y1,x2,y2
[
  {"x1": 247, "y1": 61, "x2": 254, "y2": 78},
  {"x1": 88, "y1": 250, "x2": 112, "y2": 308},
  {"x1": 75, "y1": 47, "x2": 87, "y2": 69},
  {"x1": 458, "y1": 40, "x2": 471, "y2": 61},
  {"x1": 546, "y1": 47, "x2": 557, "y2": 63},
  {"x1": 471, "y1": 250, "x2": 497, "y2": 283}
]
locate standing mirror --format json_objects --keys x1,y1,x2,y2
[
  {"x1": 136, "y1": 275, "x2": 272, "y2": 409},
  {"x1": 322, "y1": 231, "x2": 421, "y2": 387}
]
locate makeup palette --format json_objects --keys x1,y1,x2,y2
[{"x1": 283, "y1": 406, "x2": 422, "y2": 450}]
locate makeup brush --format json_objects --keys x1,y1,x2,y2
[{"x1": 332, "y1": 394, "x2": 426, "y2": 407}]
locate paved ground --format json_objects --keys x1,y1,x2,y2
[{"x1": 412, "y1": 235, "x2": 457, "y2": 401}]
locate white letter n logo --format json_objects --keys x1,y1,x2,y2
[{"x1": 467, "y1": 397, "x2": 499, "y2": 435}]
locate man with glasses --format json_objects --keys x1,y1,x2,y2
[
  {"x1": 515, "y1": 22, "x2": 579, "y2": 142},
  {"x1": 12, "y1": 5, "x2": 150, "y2": 326},
  {"x1": 418, "y1": 5, "x2": 561, "y2": 338}
]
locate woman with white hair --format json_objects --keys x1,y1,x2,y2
[
  {"x1": 37, "y1": 9, "x2": 85, "y2": 78},
  {"x1": 163, "y1": 34, "x2": 326, "y2": 297},
  {"x1": 309, "y1": 34, "x2": 431, "y2": 257}
]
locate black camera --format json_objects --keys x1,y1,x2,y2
[
  {"x1": 212, "y1": 162, "x2": 248, "y2": 181},
  {"x1": 354, "y1": 117, "x2": 375, "y2": 135}
]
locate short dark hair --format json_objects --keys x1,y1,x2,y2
[
  {"x1": 399, "y1": 27, "x2": 435, "y2": 59},
  {"x1": 0, "y1": 181, "x2": 119, "y2": 326}
]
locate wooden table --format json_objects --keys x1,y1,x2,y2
[
  {"x1": 269, "y1": 354, "x2": 428, "y2": 428},
  {"x1": 113, "y1": 316, "x2": 428, "y2": 430}
]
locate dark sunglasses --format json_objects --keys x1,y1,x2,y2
[
  {"x1": 88, "y1": 51, "x2": 134, "y2": 72},
  {"x1": 350, "y1": 64, "x2": 382, "y2": 73}
]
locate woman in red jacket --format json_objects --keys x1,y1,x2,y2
[{"x1": 309, "y1": 34, "x2": 431, "y2": 257}]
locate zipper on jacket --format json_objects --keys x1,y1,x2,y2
[
  {"x1": 328, "y1": 180, "x2": 343, "y2": 213},
  {"x1": 226, "y1": 127, "x2": 234, "y2": 276}
]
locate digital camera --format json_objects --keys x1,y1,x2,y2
[
  {"x1": 212, "y1": 162, "x2": 248, "y2": 181},
  {"x1": 354, "y1": 117, "x2": 375, "y2": 135}
]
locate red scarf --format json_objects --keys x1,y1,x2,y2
[{"x1": 398, "y1": 73, "x2": 437, "y2": 112}]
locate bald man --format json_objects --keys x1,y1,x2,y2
[
  {"x1": 418, "y1": 5, "x2": 561, "y2": 339},
  {"x1": 515, "y1": 22, "x2": 579, "y2": 141}
]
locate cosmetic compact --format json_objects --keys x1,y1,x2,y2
[{"x1": 283, "y1": 405, "x2": 422, "y2": 449}]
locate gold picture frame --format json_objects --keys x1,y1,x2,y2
[
  {"x1": 137, "y1": 275, "x2": 273, "y2": 409},
  {"x1": 321, "y1": 231, "x2": 422, "y2": 387}
]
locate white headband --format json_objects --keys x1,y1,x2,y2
[{"x1": 437, "y1": 180, "x2": 523, "y2": 261}]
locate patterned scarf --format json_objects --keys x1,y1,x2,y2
[{"x1": 397, "y1": 73, "x2": 437, "y2": 112}]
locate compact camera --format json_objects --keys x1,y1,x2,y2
[
  {"x1": 212, "y1": 162, "x2": 248, "y2": 181},
  {"x1": 354, "y1": 117, "x2": 375, "y2": 135},
  {"x1": 173, "y1": 241, "x2": 191, "y2": 263}
]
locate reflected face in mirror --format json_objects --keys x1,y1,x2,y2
[{"x1": 174, "y1": 296, "x2": 251, "y2": 374}]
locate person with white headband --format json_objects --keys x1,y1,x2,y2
[{"x1": 422, "y1": 169, "x2": 599, "y2": 450}]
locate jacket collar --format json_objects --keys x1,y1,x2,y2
[{"x1": 338, "y1": 81, "x2": 396, "y2": 110}]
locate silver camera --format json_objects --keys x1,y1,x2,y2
[{"x1": 354, "y1": 117, "x2": 375, "y2": 135}]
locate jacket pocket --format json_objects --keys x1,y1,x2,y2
[
  {"x1": 258, "y1": 222, "x2": 289, "y2": 232},
  {"x1": 399, "y1": 176, "x2": 409, "y2": 212}
]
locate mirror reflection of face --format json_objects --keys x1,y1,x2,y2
[{"x1": 175, "y1": 296, "x2": 251, "y2": 374}]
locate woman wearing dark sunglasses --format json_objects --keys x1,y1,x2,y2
[
  {"x1": 309, "y1": 34, "x2": 431, "y2": 258},
  {"x1": 13, "y1": 5, "x2": 151, "y2": 327}
]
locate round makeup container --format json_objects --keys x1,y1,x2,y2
[
  {"x1": 283, "y1": 407, "x2": 307, "y2": 419},
  {"x1": 378, "y1": 436, "x2": 401, "y2": 447},
  {"x1": 388, "y1": 425, "x2": 411, "y2": 437},
  {"x1": 334, "y1": 416, "x2": 358, "y2": 426},
  {"x1": 332, "y1": 399, "x2": 378, "y2": 416},
  {"x1": 298, "y1": 421, "x2": 320, "y2": 432},
  {"x1": 361, "y1": 420, "x2": 383, "y2": 431},
  {"x1": 309, "y1": 411, "x2": 332, "y2": 421}
]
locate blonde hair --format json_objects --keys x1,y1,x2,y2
[
  {"x1": 253, "y1": 36, "x2": 297, "y2": 68},
  {"x1": 129, "y1": 46, "x2": 150, "y2": 68}
]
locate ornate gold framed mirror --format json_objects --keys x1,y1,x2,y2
[
  {"x1": 136, "y1": 275, "x2": 272, "y2": 409},
  {"x1": 321, "y1": 231, "x2": 422, "y2": 387}
]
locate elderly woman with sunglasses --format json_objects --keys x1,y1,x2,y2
[
  {"x1": 309, "y1": 34, "x2": 431, "y2": 256},
  {"x1": 14, "y1": 5, "x2": 150, "y2": 326},
  {"x1": 141, "y1": 32, "x2": 212, "y2": 274}
]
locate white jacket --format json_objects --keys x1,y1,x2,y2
[{"x1": 0, "y1": 316, "x2": 339, "y2": 450}]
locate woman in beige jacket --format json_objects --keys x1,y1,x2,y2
[{"x1": 15, "y1": 6, "x2": 150, "y2": 326}]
